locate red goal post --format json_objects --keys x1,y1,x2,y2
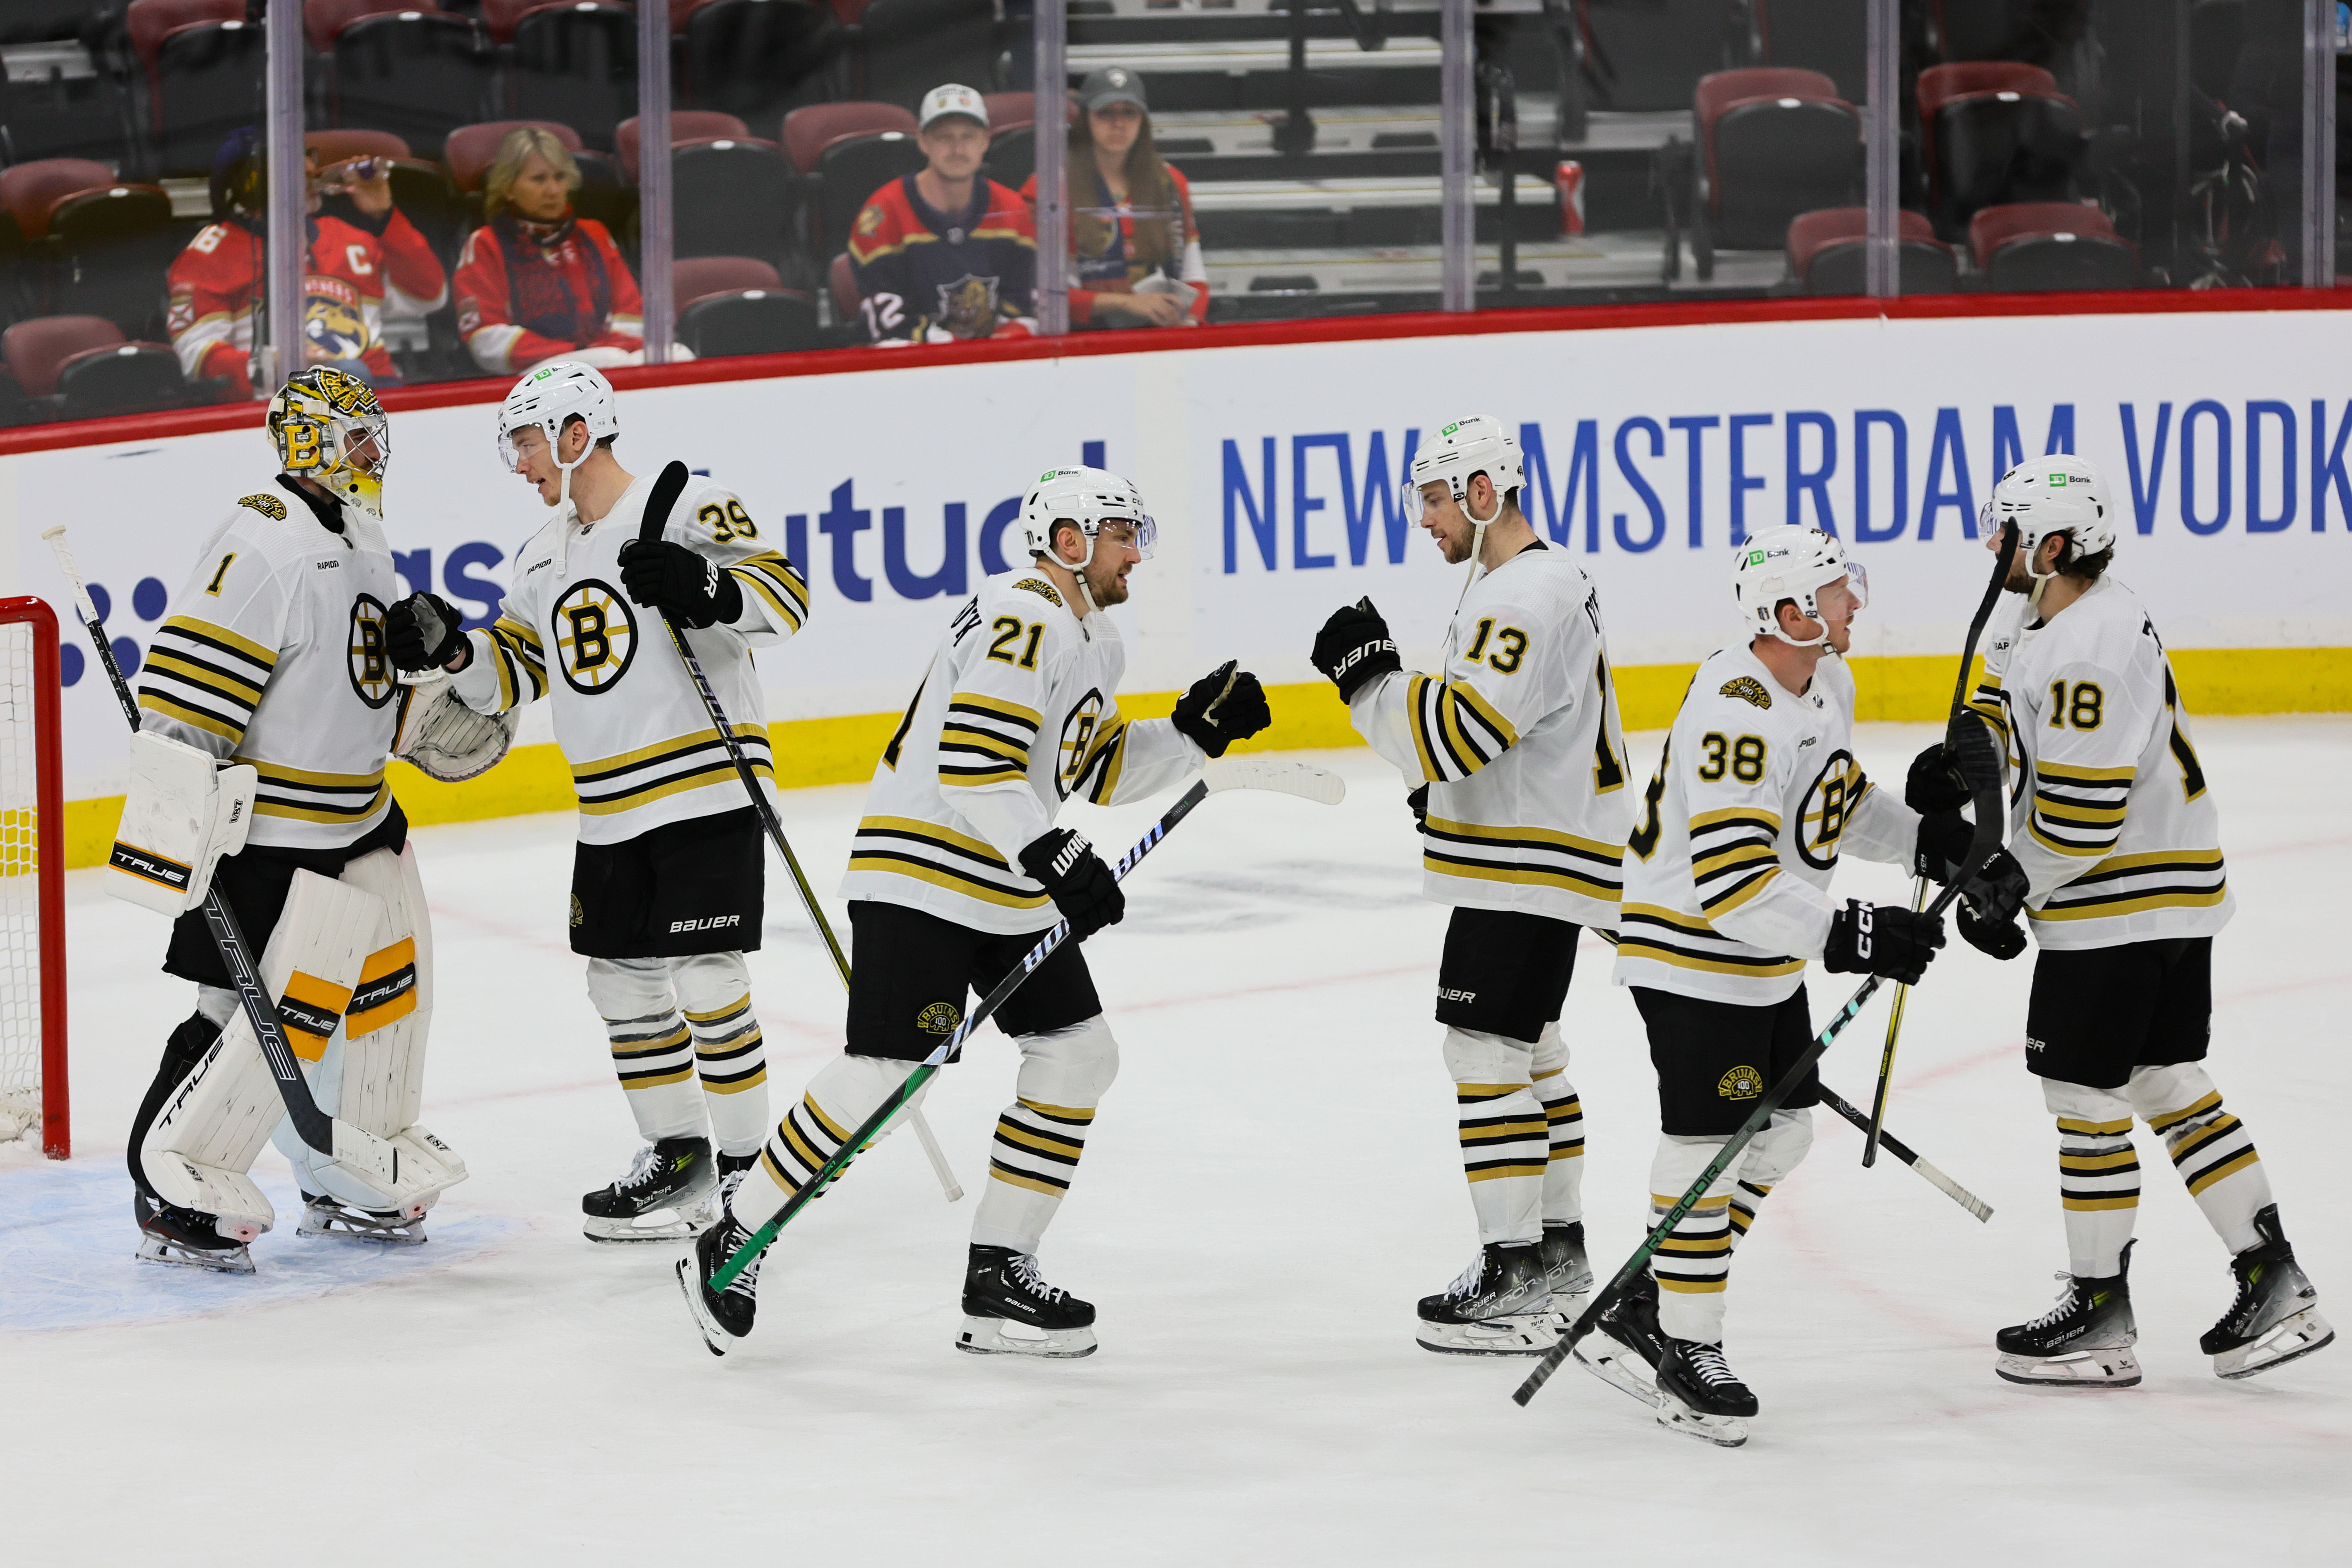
[{"x1": 0, "y1": 594, "x2": 68, "y2": 1158}]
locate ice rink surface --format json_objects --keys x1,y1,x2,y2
[{"x1": 7, "y1": 719, "x2": 2349, "y2": 1565}]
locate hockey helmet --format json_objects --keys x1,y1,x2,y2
[
  {"x1": 1403, "y1": 416, "x2": 1524, "y2": 529},
  {"x1": 267, "y1": 366, "x2": 389, "y2": 519},
  {"x1": 1981, "y1": 454, "x2": 2115, "y2": 591},
  {"x1": 1733, "y1": 525, "x2": 1867, "y2": 647},
  {"x1": 496, "y1": 359, "x2": 618, "y2": 511},
  {"x1": 1017, "y1": 465, "x2": 1156, "y2": 566}
]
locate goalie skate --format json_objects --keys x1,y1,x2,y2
[
  {"x1": 582, "y1": 1136, "x2": 718, "y2": 1244},
  {"x1": 134, "y1": 1194, "x2": 257, "y2": 1275},
  {"x1": 297, "y1": 1192, "x2": 428, "y2": 1245}
]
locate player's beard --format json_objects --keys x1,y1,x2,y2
[{"x1": 1085, "y1": 559, "x2": 1131, "y2": 606}]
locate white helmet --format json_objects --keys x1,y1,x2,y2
[
  {"x1": 1018, "y1": 464, "x2": 1156, "y2": 587},
  {"x1": 496, "y1": 359, "x2": 618, "y2": 511},
  {"x1": 1733, "y1": 525, "x2": 1868, "y2": 647},
  {"x1": 1404, "y1": 414, "x2": 1524, "y2": 528},
  {"x1": 1981, "y1": 454, "x2": 2115, "y2": 602}
]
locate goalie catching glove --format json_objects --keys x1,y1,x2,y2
[
  {"x1": 1171, "y1": 660, "x2": 1272, "y2": 758},
  {"x1": 1311, "y1": 598, "x2": 1401, "y2": 703},
  {"x1": 1823, "y1": 899, "x2": 1945, "y2": 986},
  {"x1": 619, "y1": 538, "x2": 741, "y2": 629},
  {"x1": 395, "y1": 679, "x2": 520, "y2": 783},
  {"x1": 1019, "y1": 828, "x2": 1124, "y2": 941}
]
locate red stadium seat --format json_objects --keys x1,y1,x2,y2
[
  {"x1": 674, "y1": 255, "x2": 784, "y2": 310},
  {"x1": 307, "y1": 0, "x2": 450, "y2": 52},
  {"x1": 4, "y1": 316, "x2": 126, "y2": 397},
  {"x1": 307, "y1": 128, "x2": 414, "y2": 163},
  {"x1": 1967, "y1": 202, "x2": 2139, "y2": 292},
  {"x1": 0, "y1": 161, "x2": 117, "y2": 242},
  {"x1": 126, "y1": 0, "x2": 242, "y2": 76},
  {"x1": 444, "y1": 119, "x2": 585, "y2": 192},
  {"x1": 783, "y1": 101, "x2": 917, "y2": 177},
  {"x1": 1784, "y1": 207, "x2": 1957, "y2": 294},
  {"x1": 828, "y1": 249, "x2": 857, "y2": 320},
  {"x1": 1691, "y1": 68, "x2": 1861, "y2": 251},
  {"x1": 1915, "y1": 62, "x2": 2082, "y2": 238},
  {"x1": 617, "y1": 112, "x2": 754, "y2": 182}
]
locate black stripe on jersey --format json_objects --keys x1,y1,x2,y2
[
  {"x1": 1419, "y1": 820, "x2": 1622, "y2": 870},
  {"x1": 2054, "y1": 853, "x2": 2226, "y2": 889},
  {"x1": 572, "y1": 731, "x2": 773, "y2": 806},
  {"x1": 1420, "y1": 846, "x2": 1620, "y2": 898},
  {"x1": 2037, "y1": 878, "x2": 2229, "y2": 915},
  {"x1": 727, "y1": 552, "x2": 810, "y2": 630},
  {"x1": 1073, "y1": 720, "x2": 1130, "y2": 805},
  {"x1": 946, "y1": 698, "x2": 1041, "y2": 735}
]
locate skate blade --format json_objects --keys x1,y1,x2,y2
[
  {"x1": 956, "y1": 1315, "x2": 1097, "y2": 1359},
  {"x1": 1573, "y1": 1328, "x2": 1663, "y2": 1409},
  {"x1": 297, "y1": 1208, "x2": 428, "y2": 1245},
  {"x1": 1994, "y1": 1344, "x2": 2141, "y2": 1388},
  {"x1": 2215, "y1": 1307, "x2": 2335, "y2": 1381},
  {"x1": 1416, "y1": 1312, "x2": 1560, "y2": 1357},
  {"x1": 1656, "y1": 1398, "x2": 1749, "y2": 1448},
  {"x1": 674, "y1": 1256, "x2": 741, "y2": 1358},
  {"x1": 584, "y1": 1210, "x2": 712, "y2": 1244},
  {"x1": 135, "y1": 1232, "x2": 256, "y2": 1275}
]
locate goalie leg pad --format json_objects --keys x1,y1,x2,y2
[
  {"x1": 108, "y1": 731, "x2": 257, "y2": 915},
  {"x1": 970, "y1": 1013, "x2": 1120, "y2": 1256}
]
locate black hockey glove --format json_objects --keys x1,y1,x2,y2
[
  {"x1": 387, "y1": 591, "x2": 466, "y2": 672},
  {"x1": 1019, "y1": 827, "x2": 1125, "y2": 942},
  {"x1": 1406, "y1": 784, "x2": 1429, "y2": 831},
  {"x1": 1171, "y1": 660, "x2": 1272, "y2": 759},
  {"x1": 1905, "y1": 743, "x2": 1971, "y2": 815},
  {"x1": 1957, "y1": 903, "x2": 2029, "y2": 961},
  {"x1": 1913, "y1": 810, "x2": 1974, "y2": 883},
  {"x1": 618, "y1": 538, "x2": 742, "y2": 630},
  {"x1": 1311, "y1": 597, "x2": 1401, "y2": 703},
  {"x1": 1822, "y1": 898, "x2": 1945, "y2": 986},
  {"x1": 1949, "y1": 846, "x2": 2030, "y2": 960}
]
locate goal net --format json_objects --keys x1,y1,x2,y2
[{"x1": 0, "y1": 597, "x2": 67, "y2": 1158}]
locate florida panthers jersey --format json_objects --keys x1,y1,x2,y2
[
  {"x1": 1613, "y1": 645, "x2": 1919, "y2": 1006},
  {"x1": 839, "y1": 570, "x2": 1203, "y2": 935},
  {"x1": 1348, "y1": 541, "x2": 1632, "y2": 929},
  {"x1": 136, "y1": 481, "x2": 404, "y2": 851},
  {"x1": 449, "y1": 472, "x2": 809, "y2": 846},
  {"x1": 1964, "y1": 576, "x2": 2232, "y2": 950}
]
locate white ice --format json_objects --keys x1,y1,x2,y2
[{"x1": 7, "y1": 719, "x2": 2349, "y2": 1566}]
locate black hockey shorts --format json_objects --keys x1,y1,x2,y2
[
  {"x1": 1435, "y1": 906, "x2": 1580, "y2": 1045},
  {"x1": 2025, "y1": 936, "x2": 2212, "y2": 1090},
  {"x1": 570, "y1": 807, "x2": 764, "y2": 959},
  {"x1": 844, "y1": 900, "x2": 1101, "y2": 1064},
  {"x1": 1633, "y1": 985, "x2": 1821, "y2": 1138},
  {"x1": 161, "y1": 802, "x2": 410, "y2": 987}
]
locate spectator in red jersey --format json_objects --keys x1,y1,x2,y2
[
  {"x1": 168, "y1": 129, "x2": 449, "y2": 397},
  {"x1": 848, "y1": 83, "x2": 1037, "y2": 343},
  {"x1": 452, "y1": 127, "x2": 684, "y2": 374},
  {"x1": 1020, "y1": 67, "x2": 1207, "y2": 330}
]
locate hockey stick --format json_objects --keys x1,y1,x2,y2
[
  {"x1": 703, "y1": 755, "x2": 1346, "y2": 1293},
  {"x1": 1513, "y1": 537, "x2": 2017, "y2": 1410},
  {"x1": 1862, "y1": 525, "x2": 2016, "y2": 1168},
  {"x1": 43, "y1": 526, "x2": 409, "y2": 1185},
  {"x1": 630, "y1": 463, "x2": 963, "y2": 1200},
  {"x1": 1815, "y1": 1082, "x2": 1992, "y2": 1222}
]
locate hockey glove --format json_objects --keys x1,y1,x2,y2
[
  {"x1": 1913, "y1": 810, "x2": 1974, "y2": 883},
  {"x1": 1019, "y1": 828, "x2": 1125, "y2": 942},
  {"x1": 1957, "y1": 904, "x2": 2030, "y2": 961},
  {"x1": 1311, "y1": 597, "x2": 1401, "y2": 703},
  {"x1": 1172, "y1": 660, "x2": 1272, "y2": 758},
  {"x1": 1905, "y1": 742, "x2": 1972, "y2": 815},
  {"x1": 1406, "y1": 784, "x2": 1429, "y2": 831},
  {"x1": 1822, "y1": 899, "x2": 1945, "y2": 986},
  {"x1": 387, "y1": 591, "x2": 466, "y2": 672},
  {"x1": 1945, "y1": 710, "x2": 2004, "y2": 796},
  {"x1": 618, "y1": 538, "x2": 742, "y2": 630},
  {"x1": 1948, "y1": 846, "x2": 2031, "y2": 962}
]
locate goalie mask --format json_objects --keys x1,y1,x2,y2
[
  {"x1": 1016, "y1": 466, "x2": 1156, "y2": 613},
  {"x1": 496, "y1": 359, "x2": 618, "y2": 515},
  {"x1": 1981, "y1": 454, "x2": 2115, "y2": 608},
  {"x1": 1733, "y1": 525, "x2": 1868, "y2": 648},
  {"x1": 267, "y1": 366, "x2": 390, "y2": 520}
]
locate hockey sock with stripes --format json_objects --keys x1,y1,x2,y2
[
  {"x1": 1530, "y1": 1021, "x2": 1585, "y2": 1226},
  {"x1": 972, "y1": 1015, "x2": 1120, "y2": 1255},
  {"x1": 1725, "y1": 1108, "x2": 1813, "y2": 1254},
  {"x1": 731, "y1": 1053, "x2": 927, "y2": 1230},
  {"x1": 586, "y1": 957, "x2": 704, "y2": 1143},
  {"x1": 2043, "y1": 1078, "x2": 2139, "y2": 1279},
  {"x1": 1443, "y1": 1028, "x2": 1545, "y2": 1246},
  {"x1": 1646, "y1": 1133, "x2": 1740, "y2": 1343},
  {"x1": 2129, "y1": 1063, "x2": 2272, "y2": 1256},
  {"x1": 672, "y1": 952, "x2": 770, "y2": 1158}
]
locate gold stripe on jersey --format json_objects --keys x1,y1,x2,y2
[
  {"x1": 247, "y1": 760, "x2": 389, "y2": 823},
  {"x1": 846, "y1": 814, "x2": 1051, "y2": 910},
  {"x1": 1966, "y1": 673, "x2": 2011, "y2": 739},
  {"x1": 1689, "y1": 805, "x2": 1785, "y2": 917},
  {"x1": 2027, "y1": 760, "x2": 2134, "y2": 858},
  {"x1": 939, "y1": 691, "x2": 1041, "y2": 789},
  {"x1": 1421, "y1": 815, "x2": 1623, "y2": 900},
  {"x1": 1616, "y1": 903, "x2": 1805, "y2": 979},
  {"x1": 726, "y1": 550, "x2": 810, "y2": 631},
  {"x1": 1405, "y1": 674, "x2": 1519, "y2": 784},
  {"x1": 1073, "y1": 719, "x2": 1131, "y2": 805},
  {"x1": 571, "y1": 722, "x2": 771, "y2": 816},
  {"x1": 138, "y1": 616, "x2": 280, "y2": 743},
  {"x1": 2031, "y1": 848, "x2": 2227, "y2": 923},
  {"x1": 482, "y1": 615, "x2": 549, "y2": 711}
]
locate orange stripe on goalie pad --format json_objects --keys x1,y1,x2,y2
[
  {"x1": 345, "y1": 937, "x2": 419, "y2": 1037},
  {"x1": 279, "y1": 970, "x2": 355, "y2": 1061}
]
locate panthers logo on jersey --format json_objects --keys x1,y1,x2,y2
[
  {"x1": 1795, "y1": 748, "x2": 1864, "y2": 868},
  {"x1": 553, "y1": 579, "x2": 637, "y2": 695},
  {"x1": 937, "y1": 274, "x2": 1000, "y2": 339},
  {"x1": 1055, "y1": 689, "x2": 1106, "y2": 799},
  {"x1": 347, "y1": 593, "x2": 395, "y2": 708}
]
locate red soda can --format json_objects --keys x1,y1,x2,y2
[{"x1": 1555, "y1": 160, "x2": 1586, "y2": 237}]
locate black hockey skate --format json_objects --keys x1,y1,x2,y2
[
  {"x1": 1996, "y1": 1241, "x2": 2140, "y2": 1387},
  {"x1": 1575, "y1": 1270, "x2": 1669, "y2": 1408},
  {"x1": 1415, "y1": 1241, "x2": 1554, "y2": 1356},
  {"x1": 296, "y1": 1190, "x2": 429, "y2": 1245},
  {"x1": 582, "y1": 1135, "x2": 716, "y2": 1244},
  {"x1": 2202, "y1": 1206, "x2": 2334, "y2": 1380},
  {"x1": 677, "y1": 1213, "x2": 762, "y2": 1357},
  {"x1": 134, "y1": 1192, "x2": 257, "y2": 1275},
  {"x1": 716, "y1": 1150, "x2": 758, "y2": 1209},
  {"x1": 957, "y1": 1245, "x2": 1097, "y2": 1358},
  {"x1": 1653, "y1": 1337, "x2": 1757, "y2": 1447},
  {"x1": 1541, "y1": 1221, "x2": 1593, "y2": 1308}
]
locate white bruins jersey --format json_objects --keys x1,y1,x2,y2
[
  {"x1": 137, "y1": 483, "x2": 404, "y2": 851},
  {"x1": 1613, "y1": 644, "x2": 1918, "y2": 1006},
  {"x1": 1965, "y1": 576, "x2": 2231, "y2": 950},
  {"x1": 450, "y1": 471, "x2": 808, "y2": 846},
  {"x1": 1349, "y1": 541, "x2": 1631, "y2": 928},
  {"x1": 840, "y1": 570, "x2": 1203, "y2": 935}
]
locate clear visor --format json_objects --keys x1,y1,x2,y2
[
  {"x1": 1830, "y1": 561, "x2": 1869, "y2": 613},
  {"x1": 1094, "y1": 514, "x2": 1156, "y2": 561},
  {"x1": 1402, "y1": 478, "x2": 1443, "y2": 524},
  {"x1": 496, "y1": 422, "x2": 535, "y2": 475}
]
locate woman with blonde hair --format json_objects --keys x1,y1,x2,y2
[
  {"x1": 1020, "y1": 68, "x2": 1207, "y2": 329},
  {"x1": 453, "y1": 126, "x2": 679, "y2": 374}
]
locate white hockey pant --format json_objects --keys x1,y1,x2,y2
[
  {"x1": 586, "y1": 952, "x2": 772, "y2": 1156},
  {"x1": 728, "y1": 1052, "x2": 934, "y2": 1231},
  {"x1": 971, "y1": 1013, "x2": 1121, "y2": 1256},
  {"x1": 1446, "y1": 1022, "x2": 1584, "y2": 1247},
  {"x1": 1646, "y1": 1109, "x2": 1814, "y2": 1345},
  {"x1": 2044, "y1": 1063, "x2": 2272, "y2": 1280}
]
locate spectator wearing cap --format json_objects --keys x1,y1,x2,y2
[
  {"x1": 453, "y1": 126, "x2": 687, "y2": 375},
  {"x1": 1021, "y1": 67, "x2": 1206, "y2": 330},
  {"x1": 847, "y1": 83, "x2": 1037, "y2": 342}
]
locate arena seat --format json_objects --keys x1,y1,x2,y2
[
  {"x1": 0, "y1": 163, "x2": 119, "y2": 244},
  {"x1": 1784, "y1": 207, "x2": 1958, "y2": 294},
  {"x1": 1967, "y1": 202, "x2": 2139, "y2": 292},
  {"x1": 814, "y1": 133, "x2": 925, "y2": 262},
  {"x1": 3, "y1": 315, "x2": 190, "y2": 418},
  {"x1": 1693, "y1": 68, "x2": 1862, "y2": 251},
  {"x1": 493, "y1": 0, "x2": 637, "y2": 151},
  {"x1": 617, "y1": 112, "x2": 753, "y2": 182},
  {"x1": 326, "y1": 5, "x2": 496, "y2": 163},
  {"x1": 855, "y1": 0, "x2": 999, "y2": 115},
  {"x1": 828, "y1": 248, "x2": 857, "y2": 320},
  {"x1": 1916, "y1": 62, "x2": 2084, "y2": 240},
  {"x1": 38, "y1": 184, "x2": 178, "y2": 336},
  {"x1": 674, "y1": 142, "x2": 798, "y2": 267},
  {"x1": 445, "y1": 119, "x2": 587, "y2": 192},
  {"x1": 676, "y1": 0, "x2": 840, "y2": 142}
]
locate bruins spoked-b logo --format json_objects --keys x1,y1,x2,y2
[
  {"x1": 554, "y1": 579, "x2": 637, "y2": 694},
  {"x1": 1796, "y1": 748, "x2": 1863, "y2": 869},
  {"x1": 347, "y1": 593, "x2": 395, "y2": 708},
  {"x1": 1717, "y1": 1065, "x2": 1764, "y2": 1101}
]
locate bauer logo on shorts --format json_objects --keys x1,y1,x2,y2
[
  {"x1": 1717, "y1": 1066, "x2": 1764, "y2": 1100},
  {"x1": 1719, "y1": 675, "x2": 1771, "y2": 710},
  {"x1": 916, "y1": 1001, "x2": 962, "y2": 1035},
  {"x1": 553, "y1": 578, "x2": 637, "y2": 694},
  {"x1": 347, "y1": 594, "x2": 395, "y2": 708}
]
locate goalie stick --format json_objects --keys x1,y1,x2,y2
[
  {"x1": 695, "y1": 755, "x2": 1346, "y2": 1297},
  {"x1": 1512, "y1": 529, "x2": 2016, "y2": 1410},
  {"x1": 630, "y1": 463, "x2": 965, "y2": 1200},
  {"x1": 43, "y1": 526, "x2": 410, "y2": 1186}
]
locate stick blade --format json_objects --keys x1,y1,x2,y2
[{"x1": 1202, "y1": 755, "x2": 1345, "y2": 805}]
